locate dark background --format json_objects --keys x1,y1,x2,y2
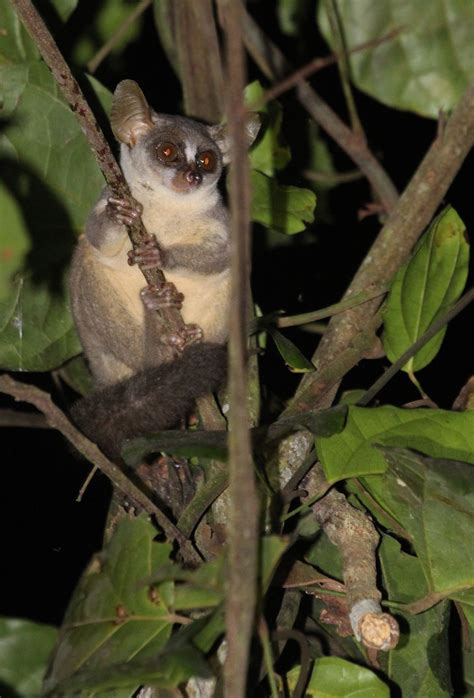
[{"x1": 2, "y1": 0, "x2": 472, "y2": 626}]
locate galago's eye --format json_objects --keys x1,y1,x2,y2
[
  {"x1": 196, "y1": 150, "x2": 217, "y2": 172},
  {"x1": 157, "y1": 142, "x2": 179, "y2": 163}
]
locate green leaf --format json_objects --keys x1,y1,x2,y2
[
  {"x1": 0, "y1": 0, "x2": 39, "y2": 62},
  {"x1": 374, "y1": 448, "x2": 474, "y2": 595},
  {"x1": 0, "y1": 61, "x2": 107, "y2": 233},
  {"x1": 122, "y1": 406, "x2": 346, "y2": 467},
  {"x1": 58, "y1": 354, "x2": 94, "y2": 395},
  {"x1": 0, "y1": 618, "x2": 57, "y2": 698},
  {"x1": 0, "y1": 182, "x2": 30, "y2": 300},
  {"x1": 382, "y1": 207, "x2": 469, "y2": 373},
  {"x1": 277, "y1": 0, "x2": 312, "y2": 36},
  {"x1": 52, "y1": 645, "x2": 211, "y2": 694},
  {"x1": 52, "y1": 0, "x2": 78, "y2": 22},
  {"x1": 318, "y1": 0, "x2": 474, "y2": 119},
  {"x1": 383, "y1": 548, "x2": 452, "y2": 698},
  {"x1": 385, "y1": 604, "x2": 452, "y2": 696},
  {"x1": 0, "y1": 269, "x2": 82, "y2": 371},
  {"x1": 251, "y1": 170, "x2": 316, "y2": 234},
  {"x1": 245, "y1": 80, "x2": 291, "y2": 176},
  {"x1": 44, "y1": 517, "x2": 175, "y2": 694},
  {"x1": 379, "y1": 534, "x2": 429, "y2": 604},
  {"x1": 316, "y1": 404, "x2": 474, "y2": 483},
  {"x1": 288, "y1": 656, "x2": 389, "y2": 696},
  {"x1": 269, "y1": 328, "x2": 315, "y2": 372}
]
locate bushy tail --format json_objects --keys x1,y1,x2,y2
[{"x1": 71, "y1": 343, "x2": 226, "y2": 460}]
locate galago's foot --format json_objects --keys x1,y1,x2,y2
[
  {"x1": 140, "y1": 282, "x2": 184, "y2": 310},
  {"x1": 161, "y1": 324, "x2": 204, "y2": 352},
  {"x1": 106, "y1": 195, "x2": 143, "y2": 226},
  {"x1": 128, "y1": 235, "x2": 165, "y2": 270}
]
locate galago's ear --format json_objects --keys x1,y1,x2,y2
[
  {"x1": 110, "y1": 80, "x2": 155, "y2": 147},
  {"x1": 207, "y1": 112, "x2": 261, "y2": 165}
]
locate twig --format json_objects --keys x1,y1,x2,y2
[
  {"x1": 323, "y1": 0, "x2": 363, "y2": 135},
  {"x1": 241, "y1": 4, "x2": 399, "y2": 214},
  {"x1": 87, "y1": 0, "x2": 152, "y2": 74},
  {"x1": 357, "y1": 286, "x2": 474, "y2": 407},
  {"x1": 272, "y1": 629, "x2": 312, "y2": 698},
  {"x1": 262, "y1": 27, "x2": 401, "y2": 105},
  {"x1": 12, "y1": 0, "x2": 185, "y2": 362},
  {"x1": 0, "y1": 408, "x2": 49, "y2": 429},
  {"x1": 303, "y1": 167, "x2": 363, "y2": 185},
  {"x1": 313, "y1": 489, "x2": 399, "y2": 650},
  {"x1": 0, "y1": 374, "x2": 200, "y2": 566},
  {"x1": 218, "y1": 2, "x2": 260, "y2": 697}
]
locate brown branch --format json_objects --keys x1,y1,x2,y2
[
  {"x1": 0, "y1": 374, "x2": 200, "y2": 566},
  {"x1": 0, "y1": 408, "x2": 49, "y2": 429},
  {"x1": 218, "y1": 2, "x2": 260, "y2": 697},
  {"x1": 313, "y1": 489, "x2": 399, "y2": 651},
  {"x1": 12, "y1": 0, "x2": 185, "y2": 363},
  {"x1": 241, "y1": 5, "x2": 399, "y2": 214},
  {"x1": 87, "y1": 0, "x2": 152, "y2": 74}
]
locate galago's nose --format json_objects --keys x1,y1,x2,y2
[{"x1": 185, "y1": 169, "x2": 202, "y2": 186}]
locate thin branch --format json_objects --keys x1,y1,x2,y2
[
  {"x1": 241, "y1": 5, "x2": 399, "y2": 214},
  {"x1": 357, "y1": 286, "x2": 474, "y2": 407},
  {"x1": 218, "y1": 2, "x2": 260, "y2": 697},
  {"x1": 0, "y1": 374, "x2": 200, "y2": 566},
  {"x1": 303, "y1": 167, "x2": 363, "y2": 185},
  {"x1": 262, "y1": 27, "x2": 401, "y2": 105},
  {"x1": 12, "y1": 0, "x2": 185, "y2": 363},
  {"x1": 87, "y1": 0, "x2": 152, "y2": 74},
  {"x1": 0, "y1": 408, "x2": 49, "y2": 429},
  {"x1": 323, "y1": 0, "x2": 363, "y2": 135}
]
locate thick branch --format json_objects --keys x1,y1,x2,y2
[
  {"x1": 0, "y1": 375, "x2": 199, "y2": 566},
  {"x1": 292, "y1": 78, "x2": 474, "y2": 414},
  {"x1": 12, "y1": 0, "x2": 185, "y2": 362},
  {"x1": 219, "y1": 2, "x2": 260, "y2": 697},
  {"x1": 313, "y1": 489, "x2": 399, "y2": 650}
]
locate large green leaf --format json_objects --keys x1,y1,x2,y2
[
  {"x1": 381, "y1": 545, "x2": 452, "y2": 696},
  {"x1": 0, "y1": 268, "x2": 82, "y2": 371},
  {"x1": 372, "y1": 448, "x2": 474, "y2": 595},
  {"x1": 0, "y1": 618, "x2": 57, "y2": 698},
  {"x1": 0, "y1": 62, "x2": 108, "y2": 232},
  {"x1": 0, "y1": 61, "x2": 111, "y2": 370},
  {"x1": 44, "y1": 517, "x2": 175, "y2": 693},
  {"x1": 0, "y1": 182, "x2": 30, "y2": 300},
  {"x1": 379, "y1": 534, "x2": 428, "y2": 604},
  {"x1": 385, "y1": 601, "x2": 452, "y2": 696},
  {"x1": 288, "y1": 657, "x2": 389, "y2": 696},
  {"x1": 382, "y1": 207, "x2": 469, "y2": 373},
  {"x1": 316, "y1": 405, "x2": 474, "y2": 483},
  {"x1": 318, "y1": 0, "x2": 474, "y2": 118},
  {"x1": 251, "y1": 170, "x2": 316, "y2": 234}
]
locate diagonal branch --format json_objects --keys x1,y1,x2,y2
[
  {"x1": 291, "y1": 78, "x2": 474, "y2": 414},
  {"x1": 0, "y1": 374, "x2": 200, "y2": 566},
  {"x1": 12, "y1": 0, "x2": 185, "y2": 363}
]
